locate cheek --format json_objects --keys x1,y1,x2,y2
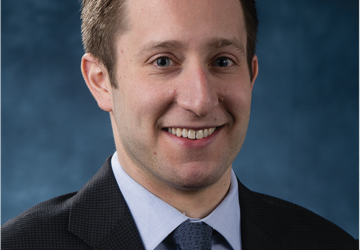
[
  {"x1": 223, "y1": 82, "x2": 252, "y2": 118},
  {"x1": 116, "y1": 78, "x2": 175, "y2": 130}
]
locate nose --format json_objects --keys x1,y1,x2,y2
[{"x1": 176, "y1": 65, "x2": 219, "y2": 117}]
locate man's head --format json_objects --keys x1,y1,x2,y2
[
  {"x1": 81, "y1": 0, "x2": 259, "y2": 203},
  {"x1": 81, "y1": 0, "x2": 258, "y2": 87}
]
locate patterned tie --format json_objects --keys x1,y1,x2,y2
[{"x1": 172, "y1": 220, "x2": 213, "y2": 250}]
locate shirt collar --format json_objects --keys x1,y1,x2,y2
[
  {"x1": 202, "y1": 168, "x2": 241, "y2": 250},
  {"x1": 111, "y1": 152, "x2": 241, "y2": 250}
]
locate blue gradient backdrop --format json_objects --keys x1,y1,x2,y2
[{"x1": 2, "y1": 0, "x2": 359, "y2": 238}]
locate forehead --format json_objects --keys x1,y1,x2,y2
[
  {"x1": 122, "y1": 0, "x2": 246, "y2": 49},
  {"x1": 128, "y1": 0, "x2": 243, "y2": 22}
]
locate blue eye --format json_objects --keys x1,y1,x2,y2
[
  {"x1": 156, "y1": 57, "x2": 171, "y2": 67},
  {"x1": 214, "y1": 57, "x2": 233, "y2": 67}
]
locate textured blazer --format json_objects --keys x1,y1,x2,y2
[{"x1": 2, "y1": 157, "x2": 358, "y2": 249}]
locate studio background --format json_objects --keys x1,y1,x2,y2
[{"x1": 2, "y1": 0, "x2": 358, "y2": 238}]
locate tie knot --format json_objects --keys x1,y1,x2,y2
[{"x1": 172, "y1": 220, "x2": 213, "y2": 250}]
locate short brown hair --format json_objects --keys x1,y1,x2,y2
[
  {"x1": 240, "y1": 0, "x2": 258, "y2": 80},
  {"x1": 81, "y1": 0, "x2": 129, "y2": 88},
  {"x1": 81, "y1": 0, "x2": 258, "y2": 86}
]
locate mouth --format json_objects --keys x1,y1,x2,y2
[{"x1": 163, "y1": 126, "x2": 222, "y2": 140}]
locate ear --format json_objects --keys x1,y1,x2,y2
[
  {"x1": 81, "y1": 53, "x2": 113, "y2": 112},
  {"x1": 250, "y1": 55, "x2": 259, "y2": 90}
]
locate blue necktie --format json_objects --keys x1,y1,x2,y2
[{"x1": 173, "y1": 220, "x2": 213, "y2": 250}]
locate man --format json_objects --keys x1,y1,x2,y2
[{"x1": 2, "y1": 0, "x2": 357, "y2": 249}]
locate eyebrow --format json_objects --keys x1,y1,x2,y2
[
  {"x1": 135, "y1": 37, "x2": 245, "y2": 59},
  {"x1": 136, "y1": 40, "x2": 187, "y2": 59},
  {"x1": 206, "y1": 37, "x2": 246, "y2": 55}
]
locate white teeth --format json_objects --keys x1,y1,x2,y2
[
  {"x1": 182, "y1": 128, "x2": 188, "y2": 138},
  {"x1": 188, "y1": 129, "x2": 196, "y2": 139},
  {"x1": 196, "y1": 130, "x2": 203, "y2": 139},
  {"x1": 167, "y1": 127, "x2": 216, "y2": 139},
  {"x1": 204, "y1": 129, "x2": 208, "y2": 137}
]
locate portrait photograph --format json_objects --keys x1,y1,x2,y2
[{"x1": 2, "y1": 0, "x2": 358, "y2": 248}]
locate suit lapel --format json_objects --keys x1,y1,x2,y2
[
  {"x1": 238, "y1": 179, "x2": 288, "y2": 250},
  {"x1": 67, "y1": 158, "x2": 291, "y2": 249},
  {"x1": 67, "y1": 156, "x2": 145, "y2": 250}
]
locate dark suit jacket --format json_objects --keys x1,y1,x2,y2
[{"x1": 2, "y1": 157, "x2": 357, "y2": 249}]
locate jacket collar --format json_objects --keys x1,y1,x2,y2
[
  {"x1": 67, "y1": 156, "x2": 145, "y2": 250},
  {"x1": 238, "y1": 179, "x2": 288, "y2": 250},
  {"x1": 67, "y1": 156, "x2": 286, "y2": 250}
]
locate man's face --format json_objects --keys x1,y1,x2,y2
[{"x1": 110, "y1": 0, "x2": 257, "y2": 191}]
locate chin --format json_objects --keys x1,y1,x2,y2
[
  {"x1": 172, "y1": 180, "x2": 213, "y2": 191},
  {"x1": 170, "y1": 168, "x2": 224, "y2": 191}
]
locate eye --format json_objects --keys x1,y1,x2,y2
[
  {"x1": 213, "y1": 57, "x2": 234, "y2": 67},
  {"x1": 155, "y1": 57, "x2": 173, "y2": 67}
]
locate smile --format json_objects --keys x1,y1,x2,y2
[{"x1": 167, "y1": 127, "x2": 217, "y2": 139}]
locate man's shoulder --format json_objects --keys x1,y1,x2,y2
[
  {"x1": 3, "y1": 191, "x2": 77, "y2": 228},
  {"x1": 1, "y1": 156, "x2": 143, "y2": 250},
  {"x1": 1, "y1": 191, "x2": 91, "y2": 249},
  {"x1": 253, "y1": 190, "x2": 347, "y2": 231},
  {"x1": 1, "y1": 156, "x2": 115, "y2": 249},
  {"x1": 239, "y1": 181, "x2": 358, "y2": 249}
]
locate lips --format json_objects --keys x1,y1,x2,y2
[{"x1": 167, "y1": 127, "x2": 217, "y2": 139}]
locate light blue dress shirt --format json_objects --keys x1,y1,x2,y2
[{"x1": 111, "y1": 152, "x2": 241, "y2": 250}]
